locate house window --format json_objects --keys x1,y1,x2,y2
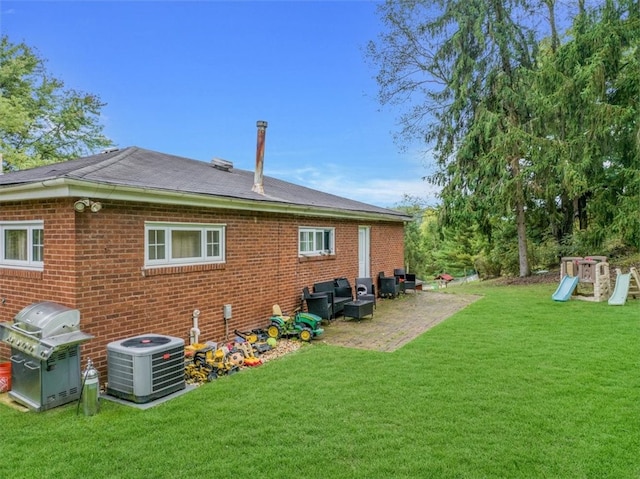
[
  {"x1": 0, "y1": 221, "x2": 44, "y2": 270},
  {"x1": 144, "y1": 222, "x2": 225, "y2": 267},
  {"x1": 299, "y1": 227, "x2": 334, "y2": 255}
]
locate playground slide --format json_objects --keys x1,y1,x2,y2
[
  {"x1": 552, "y1": 275, "x2": 579, "y2": 302},
  {"x1": 608, "y1": 273, "x2": 631, "y2": 306}
]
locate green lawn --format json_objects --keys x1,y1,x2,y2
[{"x1": 1, "y1": 283, "x2": 638, "y2": 479}]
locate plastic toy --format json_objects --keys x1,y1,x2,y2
[
  {"x1": 186, "y1": 345, "x2": 240, "y2": 382},
  {"x1": 608, "y1": 267, "x2": 640, "y2": 305},
  {"x1": 267, "y1": 305, "x2": 323, "y2": 342},
  {"x1": 553, "y1": 256, "x2": 610, "y2": 302}
]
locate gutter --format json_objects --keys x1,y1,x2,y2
[{"x1": 0, "y1": 178, "x2": 410, "y2": 222}]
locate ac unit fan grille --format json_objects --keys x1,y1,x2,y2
[{"x1": 150, "y1": 345, "x2": 184, "y2": 393}]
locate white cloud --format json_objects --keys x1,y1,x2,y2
[
  {"x1": 317, "y1": 175, "x2": 439, "y2": 208},
  {"x1": 271, "y1": 163, "x2": 440, "y2": 208}
]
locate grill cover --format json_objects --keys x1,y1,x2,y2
[{"x1": 13, "y1": 301, "x2": 80, "y2": 338}]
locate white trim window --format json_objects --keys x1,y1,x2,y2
[
  {"x1": 0, "y1": 221, "x2": 44, "y2": 270},
  {"x1": 299, "y1": 226, "x2": 335, "y2": 256},
  {"x1": 145, "y1": 222, "x2": 225, "y2": 267}
]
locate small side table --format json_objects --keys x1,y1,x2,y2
[{"x1": 343, "y1": 300, "x2": 374, "y2": 321}]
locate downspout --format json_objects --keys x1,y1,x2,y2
[{"x1": 252, "y1": 120, "x2": 268, "y2": 194}]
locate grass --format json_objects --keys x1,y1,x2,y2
[{"x1": 1, "y1": 282, "x2": 638, "y2": 478}]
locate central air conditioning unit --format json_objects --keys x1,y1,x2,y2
[{"x1": 106, "y1": 334, "x2": 185, "y2": 404}]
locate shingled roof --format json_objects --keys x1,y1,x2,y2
[{"x1": 0, "y1": 147, "x2": 409, "y2": 221}]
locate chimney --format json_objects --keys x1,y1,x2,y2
[{"x1": 252, "y1": 120, "x2": 268, "y2": 194}]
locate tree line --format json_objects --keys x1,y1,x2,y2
[{"x1": 368, "y1": 0, "x2": 639, "y2": 278}]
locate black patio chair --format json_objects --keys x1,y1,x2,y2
[
  {"x1": 394, "y1": 268, "x2": 417, "y2": 293},
  {"x1": 378, "y1": 272, "x2": 400, "y2": 298},
  {"x1": 355, "y1": 277, "x2": 376, "y2": 308},
  {"x1": 302, "y1": 286, "x2": 333, "y2": 321}
]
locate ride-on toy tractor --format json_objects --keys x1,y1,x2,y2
[{"x1": 267, "y1": 305, "x2": 323, "y2": 342}]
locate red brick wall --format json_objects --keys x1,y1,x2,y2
[
  {"x1": 0, "y1": 199, "x2": 77, "y2": 310},
  {"x1": 371, "y1": 222, "x2": 407, "y2": 278},
  {"x1": 0, "y1": 198, "x2": 405, "y2": 377}
]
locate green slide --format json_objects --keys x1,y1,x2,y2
[{"x1": 608, "y1": 273, "x2": 631, "y2": 306}]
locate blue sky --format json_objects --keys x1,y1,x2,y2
[{"x1": 1, "y1": 1, "x2": 438, "y2": 207}]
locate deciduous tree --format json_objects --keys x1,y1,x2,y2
[{"x1": 0, "y1": 36, "x2": 112, "y2": 171}]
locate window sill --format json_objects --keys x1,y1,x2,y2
[
  {"x1": 141, "y1": 262, "x2": 226, "y2": 277},
  {"x1": 0, "y1": 267, "x2": 44, "y2": 279},
  {"x1": 298, "y1": 254, "x2": 336, "y2": 263}
]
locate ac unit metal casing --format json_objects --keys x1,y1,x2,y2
[{"x1": 106, "y1": 334, "x2": 185, "y2": 403}]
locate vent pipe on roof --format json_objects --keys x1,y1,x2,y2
[
  {"x1": 211, "y1": 157, "x2": 233, "y2": 171},
  {"x1": 252, "y1": 120, "x2": 268, "y2": 195}
]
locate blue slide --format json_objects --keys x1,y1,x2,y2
[
  {"x1": 552, "y1": 275, "x2": 579, "y2": 302},
  {"x1": 608, "y1": 273, "x2": 631, "y2": 306}
]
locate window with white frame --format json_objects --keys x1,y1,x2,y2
[
  {"x1": 145, "y1": 222, "x2": 225, "y2": 267},
  {"x1": 0, "y1": 221, "x2": 44, "y2": 270},
  {"x1": 299, "y1": 227, "x2": 335, "y2": 255}
]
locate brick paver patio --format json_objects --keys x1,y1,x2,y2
[{"x1": 318, "y1": 290, "x2": 481, "y2": 352}]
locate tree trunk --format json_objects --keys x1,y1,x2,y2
[
  {"x1": 558, "y1": 193, "x2": 574, "y2": 241},
  {"x1": 516, "y1": 200, "x2": 530, "y2": 277},
  {"x1": 543, "y1": 0, "x2": 559, "y2": 52},
  {"x1": 511, "y1": 157, "x2": 530, "y2": 277}
]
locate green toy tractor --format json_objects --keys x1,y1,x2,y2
[{"x1": 267, "y1": 305, "x2": 324, "y2": 342}]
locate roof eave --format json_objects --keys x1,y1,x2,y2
[{"x1": 0, "y1": 178, "x2": 410, "y2": 222}]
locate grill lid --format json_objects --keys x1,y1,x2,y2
[{"x1": 13, "y1": 301, "x2": 80, "y2": 338}]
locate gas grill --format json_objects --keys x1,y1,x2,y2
[{"x1": 0, "y1": 301, "x2": 93, "y2": 411}]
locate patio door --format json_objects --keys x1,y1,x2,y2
[{"x1": 358, "y1": 226, "x2": 370, "y2": 278}]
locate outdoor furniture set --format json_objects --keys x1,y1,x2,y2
[
  {"x1": 302, "y1": 279, "x2": 356, "y2": 321},
  {"x1": 377, "y1": 269, "x2": 420, "y2": 298},
  {"x1": 303, "y1": 278, "x2": 373, "y2": 321},
  {"x1": 302, "y1": 271, "x2": 420, "y2": 322}
]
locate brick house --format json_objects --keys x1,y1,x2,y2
[{"x1": 0, "y1": 144, "x2": 408, "y2": 375}]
